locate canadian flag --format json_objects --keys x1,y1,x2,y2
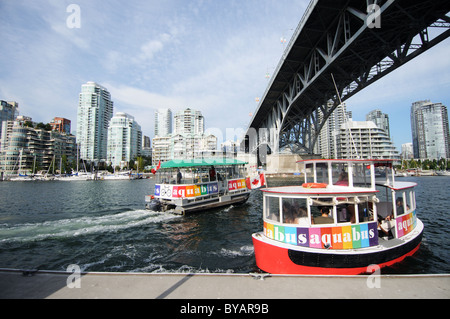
[
  {"x1": 151, "y1": 160, "x2": 161, "y2": 174},
  {"x1": 246, "y1": 173, "x2": 266, "y2": 189}
]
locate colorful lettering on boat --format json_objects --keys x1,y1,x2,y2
[
  {"x1": 228, "y1": 179, "x2": 247, "y2": 192},
  {"x1": 396, "y1": 211, "x2": 417, "y2": 238},
  {"x1": 263, "y1": 222, "x2": 379, "y2": 250},
  {"x1": 156, "y1": 182, "x2": 219, "y2": 199}
]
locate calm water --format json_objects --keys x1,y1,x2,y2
[{"x1": 0, "y1": 176, "x2": 448, "y2": 274}]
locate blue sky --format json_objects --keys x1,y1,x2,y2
[{"x1": 1, "y1": 0, "x2": 449, "y2": 151}]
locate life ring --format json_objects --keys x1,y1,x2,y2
[{"x1": 302, "y1": 183, "x2": 328, "y2": 189}]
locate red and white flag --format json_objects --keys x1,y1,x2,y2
[
  {"x1": 246, "y1": 173, "x2": 266, "y2": 189},
  {"x1": 152, "y1": 160, "x2": 161, "y2": 174}
]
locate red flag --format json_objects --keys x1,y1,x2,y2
[{"x1": 152, "y1": 160, "x2": 161, "y2": 174}]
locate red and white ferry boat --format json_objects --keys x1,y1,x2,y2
[{"x1": 252, "y1": 159, "x2": 424, "y2": 275}]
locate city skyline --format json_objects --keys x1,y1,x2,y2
[{"x1": 1, "y1": 1, "x2": 449, "y2": 151}]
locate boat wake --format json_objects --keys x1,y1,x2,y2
[{"x1": 0, "y1": 210, "x2": 181, "y2": 244}]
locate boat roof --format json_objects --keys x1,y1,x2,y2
[
  {"x1": 262, "y1": 185, "x2": 378, "y2": 196},
  {"x1": 376, "y1": 181, "x2": 417, "y2": 191},
  {"x1": 297, "y1": 158, "x2": 395, "y2": 165},
  {"x1": 262, "y1": 181, "x2": 417, "y2": 196},
  {"x1": 156, "y1": 158, "x2": 248, "y2": 169}
]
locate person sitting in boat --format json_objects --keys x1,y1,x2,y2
[
  {"x1": 209, "y1": 166, "x2": 216, "y2": 181},
  {"x1": 293, "y1": 207, "x2": 311, "y2": 226},
  {"x1": 377, "y1": 199, "x2": 402, "y2": 239},
  {"x1": 283, "y1": 201, "x2": 295, "y2": 223},
  {"x1": 395, "y1": 197, "x2": 406, "y2": 215},
  {"x1": 334, "y1": 172, "x2": 349, "y2": 186},
  {"x1": 313, "y1": 207, "x2": 334, "y2": 224}
]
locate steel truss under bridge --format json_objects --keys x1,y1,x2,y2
[{"x1": 244, "y1": 0, "x2": 450, "y2": 156}]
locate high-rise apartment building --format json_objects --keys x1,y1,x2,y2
[
  {"x1": 174, "y1": 108, "x2": 204, "y2": 135},
  {"x1": 401, "y1": 143, "x2": 414, "y2": 160},
  {"x1": 107, "y1": 112, "x2": 142, "y2": 168},
  {"x1": 77, "y1": 82, "x2": 114, "y2": 162},
  {"x1": 0, "y1": 101, "x2": 18, "y2": 150},
  {"x1": 411, "y1": 100, "x2": 450, "y2": 159},
  {"x1": 318, "y1": 102, "x2": 351, "y2": 159},
  {"x1": 155, "y1": 108, "x2": 172, "y2": 137},
  {"x1": 366, "y1": 109, "x2": 390, "y2": 137}
]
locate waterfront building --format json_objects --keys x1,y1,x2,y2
[
  {"x1": 401, "y1": 143, "x2": 414, "y2": 160},
  {"x1": 107, "y1": 112, "x2": 142, "y2": 168},
  {"x1": 154, "y1": 108, "x2": 172, "y2": 137},
  {"x1": 77, "y1": 82, "x2": 114, "y2": 163},
  {"x1": 152, "y1": 136, "x2": 171, "y2": 165},
  {"x1": 337, "y1": 120, "x2": 399, "y2": 160},
  {"x1": 366, "y1": 109, "x2": 390, "y2": 138},
  {"x1": 1, "y1": 116, "x2": 76, "y2": 175},
  {"x1": 50, "y1": 117, "x2": 71, "y2": 134},
  {"x1": 411, "y1": 100, "x2": 450, "y2": 160},
  {"x1": 151, "y1": 108, "x2": 217, "y2": 165}
]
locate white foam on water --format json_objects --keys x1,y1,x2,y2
[{"x1": 0, "y1": 210, "x2": 181, "y2": 243}]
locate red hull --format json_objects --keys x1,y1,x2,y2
[{"x1": 252, "y1": 235, "x2": 421, "y2": 275}]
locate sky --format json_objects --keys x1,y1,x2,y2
[{"x1": 1, "y1": 0, "x2": 449, "y2": 152}]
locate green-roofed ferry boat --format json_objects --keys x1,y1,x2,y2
[{"x1": 145, "y1": 159, "x2": 251, "y2": 214}]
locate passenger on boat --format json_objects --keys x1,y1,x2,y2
[
  {"x1": 395, "y1": 197, "x2": 405, "y2": 216},
  {"x1": 293, "y1": 207, "x2": 310, "y2": 226},
  {"x1": 313, "y1": 207, "x2": 334, "y2": 224},
  {"x1": 334, "y1": 172, "x2": 349, "y2": 186},
  {"x1": 176, "y1": 169, "x2": 182, "y2": 184},
  {"x1": 209, "y1": 166, "x2": 216, "y2": 181}
]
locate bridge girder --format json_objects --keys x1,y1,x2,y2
[{"x1": 246, "y1": 0, "x2": 450, "y2": 155}]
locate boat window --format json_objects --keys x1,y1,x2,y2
[
  {"x1": 304, "y1": 163, "x2": 314, "y2": 183},
  {"x1": 336, "y1": 197, "x2": 356, "y2": 224},
  {"x1": 332, "y1": 163, "x2": 349, "y2": 186},
  {"x1": 357, "y1": 196, "x2": 375, "y2": 223},
  {"x1": 265, "y1": 196, "x2": 280, "y2": 222},
  {"x1": 315, "y1": 163, "x2": 329, "y2": 184},
  {"x1": 375, "y1": 184, "x2": 393, "y2": 219},
  {"x1": 282, "y1": 198, "x2": 309, "y2": 226},
  {"x1": 408, "y1": 190, "x2": 415, "y2": 212},
  {"x1": 394, "y1": 190, "x2": 409, "y2": 217},
  {"x1": 353, "y1": 163, "x2": 371, "y2": 188},
  {"x1": 310, "y1": 197, "x2": 334, "y2": 225}
]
